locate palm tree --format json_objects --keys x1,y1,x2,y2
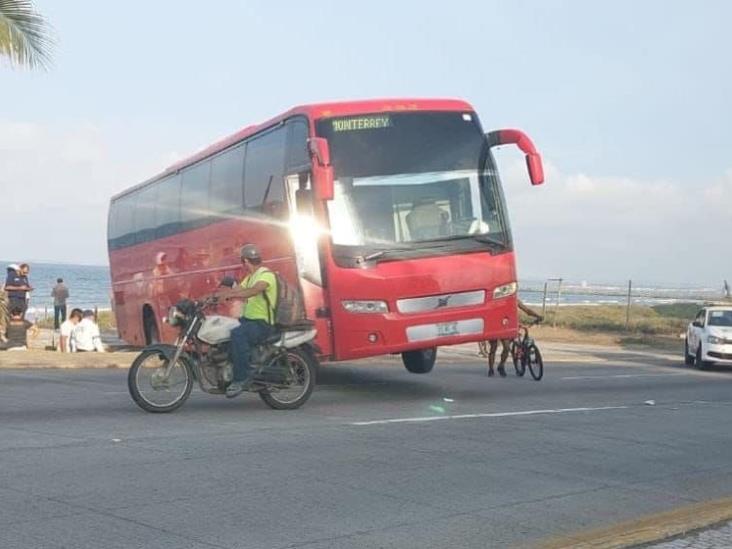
[{"x1": 0, "y1": 0, "x2": 54, "y2": 69}]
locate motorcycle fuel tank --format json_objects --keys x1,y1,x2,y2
[{"x1": 197, "y1": 315, "x2": 240, "y2": 345}]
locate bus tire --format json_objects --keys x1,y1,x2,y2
[{"x1": 402, "y1": 348, "x2": 437, "y2": 374}]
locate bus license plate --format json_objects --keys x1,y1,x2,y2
[{"x1": 437, "y1": 321, "x2": 459, "y2": 337}]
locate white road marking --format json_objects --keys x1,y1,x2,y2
[
  {"x1": 351, "y1": 405, "x2": 629, "y2": 426},
  {"x1": 562, "y1": 373, "x2": 689, "y2": 380}
]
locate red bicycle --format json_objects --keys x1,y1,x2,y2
[{"x1": 511, "y1": 320, "x2": 544, "y2": 381}]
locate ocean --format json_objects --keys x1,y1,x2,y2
[{"x1": 2, "y1": 261, "x2": 725, "y2": 321}]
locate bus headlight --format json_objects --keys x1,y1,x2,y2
[
  {"x1": 342, "y1": 300, "x2": 389, "y2": 314},
  {"x1": 493, "y1": 282, "x2": 517, "y2": 299}
]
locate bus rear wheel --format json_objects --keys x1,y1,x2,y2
[{"x1": 402, "y1": 348, "x2": 437, "y2": 374}]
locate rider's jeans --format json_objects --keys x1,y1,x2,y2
[{"x1": 229, "y1": 319, "x2": 274, "y2": 383}]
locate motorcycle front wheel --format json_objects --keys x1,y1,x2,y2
[
  {"x1": 128, "y1": 349, "x2": 193, "y2": 413},
  {"x1": 259, "y1": 346, "x2": 317, "y2": 410}
]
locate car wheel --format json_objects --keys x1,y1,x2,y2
[
  {"x1": 695, "y1": 344, "x2": 711, "y2": 370},
  {"x1": 684, "y1": 338, "x2": 695, "y2": 366}
]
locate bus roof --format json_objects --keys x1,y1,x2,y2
[{"x1": 111, "y1": 98, "x2": 474, "y2": 201}]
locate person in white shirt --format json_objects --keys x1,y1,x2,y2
[
  {"x1": 71, "y1": 310, "x2": 105, "y2": 352},
  {"x1": 59, "y1": 308, "x2": 83, "y2": 353}
]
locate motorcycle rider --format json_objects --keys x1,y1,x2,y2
[{"x1": 214, "y1": 244, "x2": 277, "y2": 398}]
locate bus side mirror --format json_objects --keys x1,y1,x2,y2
[
  {"x1": 308, "y1": 137, "x2": 334, "y2": 201},
  {"x1": 486, "y1": 129, "x2": 545, "y2": 186}
]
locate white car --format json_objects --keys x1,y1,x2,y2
[{"x1": 685, "y1": 306, "x2": 732, "y2": 368}]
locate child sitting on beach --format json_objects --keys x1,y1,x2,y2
[{"x1": 0, "y1": 307, "x2": 39, "y2": 351}]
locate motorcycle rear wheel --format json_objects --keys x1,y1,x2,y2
[
  {"x1": 128, "y1": 349, "x2": 193, "y2": 413},
  {"x1": 258, "y1": 347, "x2": 317, "y2": 410}
]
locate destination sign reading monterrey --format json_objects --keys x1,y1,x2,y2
[{"x1": 332, "y1": 115, "x2": 393, "y2": 132}]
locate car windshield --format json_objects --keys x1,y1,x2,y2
[
  {"x1": 708, "y1": 310, "x2": 732, "y2": 327},
  {"x1": 315, "y1": 112, "x2": 510, "y2": 253}
]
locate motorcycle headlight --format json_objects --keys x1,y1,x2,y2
[
  {"x1": 167, "y1": 306, "x2": 184, "y2": 326},
  {"x1": 708, "y1": 335, "x2": 724, "y2": 345},
  {"x1": 342, "y1": 300, "x2": 389, "y2": 314},
  {"x1": 493, "y1": 282, "x2": 518, "y2": 299}
]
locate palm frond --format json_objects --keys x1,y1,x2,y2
[{"x1": 0, "y1": 0, "x2": 54, "y2": 70}]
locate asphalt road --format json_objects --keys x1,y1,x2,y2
[{"x1": 1, "y1": 344, "x2": 732, "y2": 549}]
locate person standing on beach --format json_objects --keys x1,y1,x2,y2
[
  {"x1": 4, "y1": 264, "x2": 32, "y2": 317},
  {"x1": 51, "y1": 278, "x2": 70, "y2": 329},
  {"x1": 19, "y1": 264, "x2": 32, "y2": 313},
  {"x1": 0, "y1": 275, "x2": 7, "y2": 344}
]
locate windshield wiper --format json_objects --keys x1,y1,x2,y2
[
  {"x1": 417, "y1": 234, "x2": 508, "y2": 249},
  {"x1": 358, "y1": 247, "x2": 411, "y2": 263},
  {"x1": 469, "y1": 234, "x2": 508, "y2": 249}
]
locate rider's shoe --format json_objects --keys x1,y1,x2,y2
[
  {"x1": 487, "y1": 368, "x2": 495, "y2": 377},
  {"x1": 225, "y1": 379, "x2": 252, "y2": 398},
  {"x1": 497, "y1": 365, "x2": 507, "y2": 377}
]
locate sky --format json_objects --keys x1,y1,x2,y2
[{"x1": 1, "y1": 0, "x2": 731, "y2": 286}]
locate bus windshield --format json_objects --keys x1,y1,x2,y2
[{"x1": 315, "y1": 112, "x2": 511, "y2": 257}]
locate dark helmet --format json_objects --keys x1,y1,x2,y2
[{"x1": 240, "y1": 244, "x2": 261, "y2": 261}]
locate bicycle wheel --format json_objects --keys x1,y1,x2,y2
[
  {"x1": 511, "y1": 340, "x2": 525, "y2": 377},
  {"x1": 527, "y1": 344, "x2": 544, "y2": 381}
]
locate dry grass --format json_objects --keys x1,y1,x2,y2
[
  {"x1": 536, "y1": 304, "x2": 691, "y2": 336},
  {"x1": 527, "y1": 303, "x2": 695, "y2": 352}
]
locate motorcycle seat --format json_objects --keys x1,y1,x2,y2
[
  {"x1": 280, "y1": 319, "x2": 315, "y2": 332},
  {"x1": 262, "y1": 332, "x2": 283, "y2": 345}
]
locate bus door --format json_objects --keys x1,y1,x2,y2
[{"x1": 285, "y1": 172, "x2": 333, "y2": 356}]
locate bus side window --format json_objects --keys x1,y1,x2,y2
[
  {"x1": 180, "y1": 160, "x2": 212, "y2": 230},
  {"x1": 244, "y1": 126, "x2": 287, "y2": 216},
  {"x1": 210, "y1": 143, "x2": 246, "y2": 217},
  {"x1": 115, "y1": 193, "x2": 137, "y2": 248},
  {"x1": 286, "y1": 119, "x2": 310, "y2": 173},
  {"x1": 155, "y1": 175, "x2": 181, "y2": 239},
  {"x1": 134, "y1": 184, "x2": 157, "y2": 244}
]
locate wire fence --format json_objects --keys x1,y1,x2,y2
[{"x1": 520, "y1": 279, "x2": 731, "y2": 329}]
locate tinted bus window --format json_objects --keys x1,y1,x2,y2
[
  {"x1": 135, "y1": 184, "x2": 157, "y2": 243},
  {"x1": 114, "y1": 193, "x2": 137, "y2": 248},
  {"x1": 108, "y1": 200, "x2": 121, "y2": 243},
  {"x1": 286, "y1": 120, "x2": 310, "y2": 171},
  {"x1": 156, "y1": 175, "x2": 181, "y2": 239},
  {"x1": 210, "y1": 144, "x2": 245, "y2": 216},
  {"x1": 181, "y1": 161, "x2": 211, "y2": 228},
  {"x1": 244, "y1": 127, "x2": 286, "y2": 213}
]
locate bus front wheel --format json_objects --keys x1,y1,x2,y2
[{"x1": 402, "y1": 348, "x2": 437, "y2": 374}]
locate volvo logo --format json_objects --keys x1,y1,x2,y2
[{"x1": 435, "y1": 295, "x2": 453, "y2": 309}]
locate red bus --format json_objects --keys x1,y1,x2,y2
[{"x1": 108, "y1": 98, "x2": 544, "y2": 373}]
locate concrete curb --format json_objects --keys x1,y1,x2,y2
[{"x1": 539, "y1": 498, "x2": 732, "y2": 549}]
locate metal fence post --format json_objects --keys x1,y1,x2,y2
[
  {"x1": 553, "y1": 278, "x2": 563, "y2": 327},
  {"x1": 541, "y1": 282, "x2": 548, "y2": 316},
  {"x1": 625, "y1": 279, "x2": 632, "y2": 330}
]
